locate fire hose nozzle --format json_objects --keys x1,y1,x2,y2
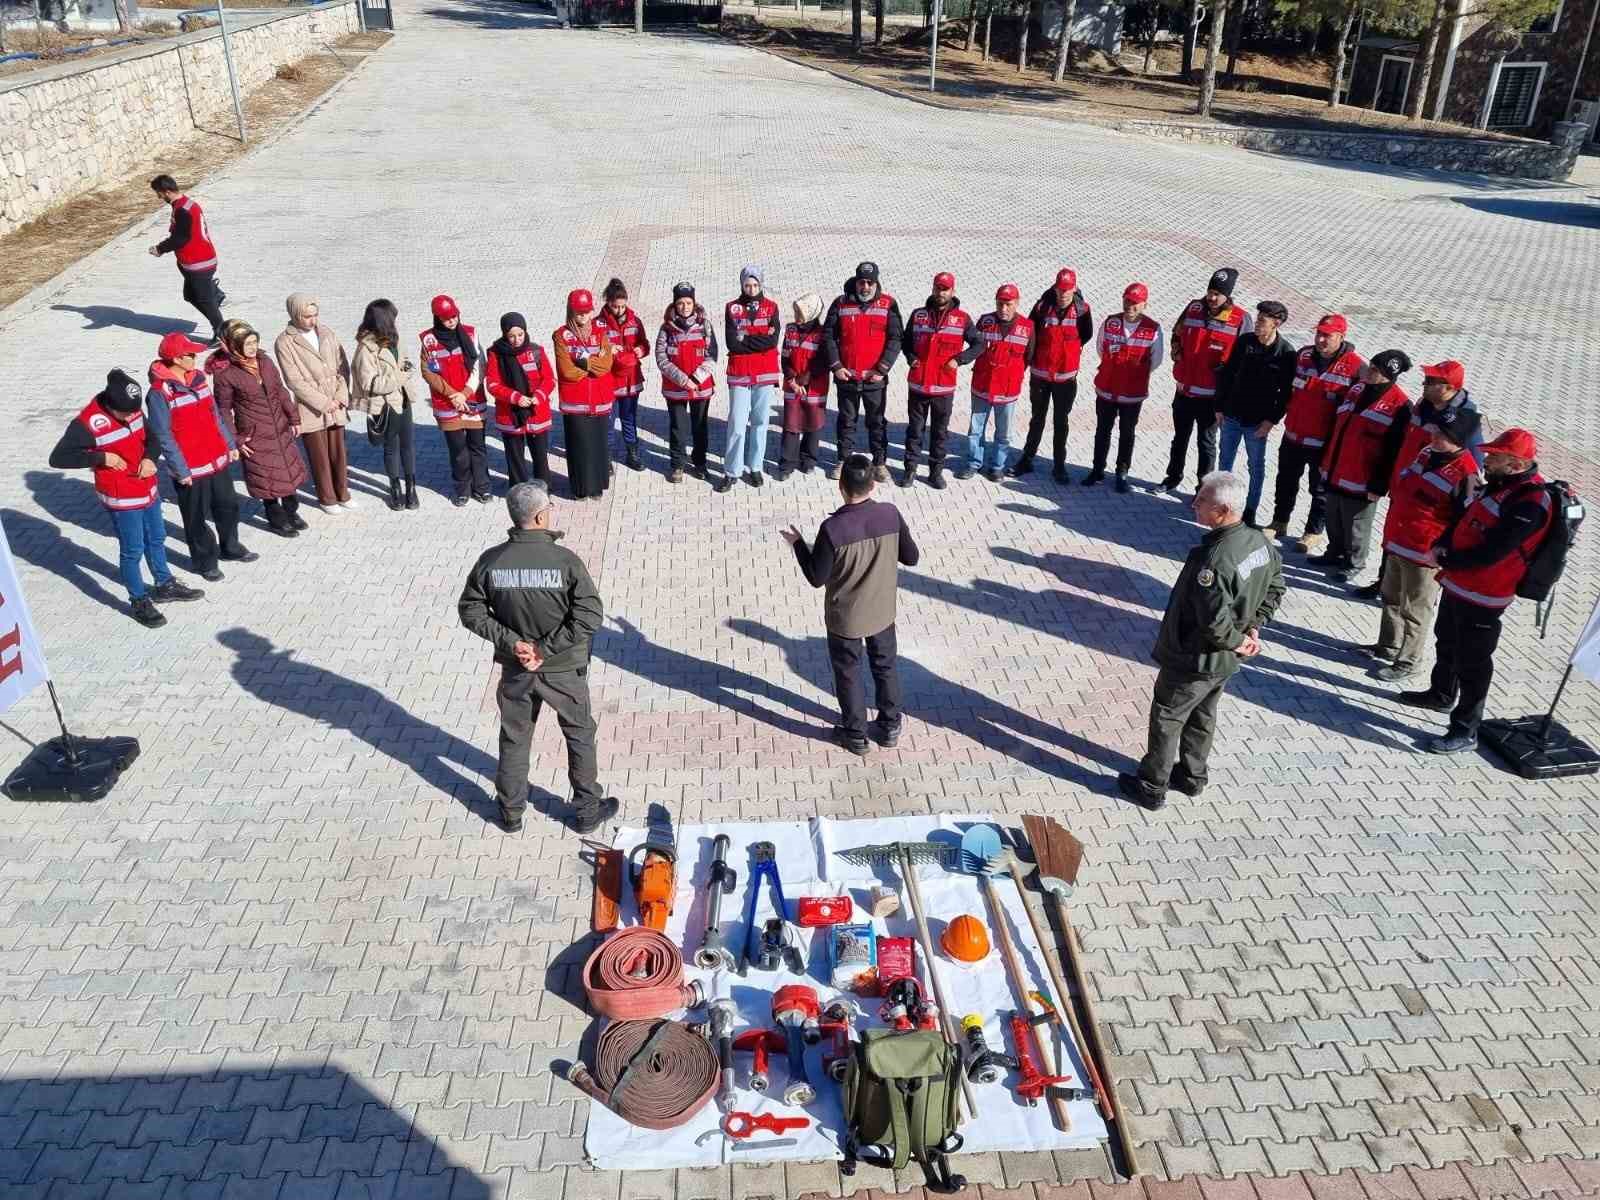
[
  {"x1": 681, "y1": 980, "x2": 706, "y2": 1010},
  {"x1": 749, "y1": 1070, "x2": 770, "y2": 1093},
  {"x1": 694, "y1": 930, "x2": 733, "y2": 971},
  {"x1": 782, "y1": 1079, "x2": 818, "y2": 1106}
]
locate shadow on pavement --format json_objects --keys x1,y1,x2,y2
[
  {"x1": 0, "y1": 508, "x2": 126, "y2": 615},
  {"x1": 1451, "y1": 196, "x2": 1600, "y2": 227},
  {"x1": 50, "y1": 303, "x2": 203, "y2": 336},
  {"x1": 421, "y1": 0, "x2": 559, "y2": 29}
]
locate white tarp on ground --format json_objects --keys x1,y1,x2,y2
[{"x1": 585, "y1": 814, "x2": 1109, "y2": 1171}]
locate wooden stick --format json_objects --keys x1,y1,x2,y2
[{"x1": 898, "y1": 845, "x2": 978, "y2": 1120}]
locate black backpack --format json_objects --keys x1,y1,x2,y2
[{"x1": 1516, "y1": 480, "x2": 1585, "y2": 603}]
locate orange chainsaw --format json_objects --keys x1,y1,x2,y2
[{"x1": 628, "y1": 807, "x2": 678, "y2": 931}]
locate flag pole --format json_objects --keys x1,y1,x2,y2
[
  {"x1": 1538, "y1": 663, "x2": 1575, "y2": 742},
  {"x1": 43, "y1": 681, "x2": 80, "y2": 767}
]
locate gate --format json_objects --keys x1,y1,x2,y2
[
  {"x1": 361, "y1": 0, "x2": 394, "y2": 31},
  {"x1": 574, "y1": 0, "x2": 722, "y2": 24}
]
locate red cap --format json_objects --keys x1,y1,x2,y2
[
  {"x1": 1055, "y1": 268, "x2": 1077, "y2": 291},
  {"x1": 1481, "y1": 427, "x2": 1537, "y2": 459},
  {"x1": 431, "y1": 294, "x2": 459, "y2": 321},
  {"x1": 932, "y1": 271, "x2": 955, "y2": 290},
  {"x1": 1421, "y1": 360, "x2": 1466, "y2": 389},
  {"x1": 158, "y1": 332, "x2": 209, "y2": 359},
  {"x1": 568, "y1": 288, "x2": 595, "y2": 315},
  {"x1": 996, "y1": 283, "x2": 1020, "y2": 302},
  {"x1": 1316, "y1": 313, "x2": 1349, "y2": 334},
  {"x1": 1123, "y1": 282, "x2": 1148, "y2": 304}
]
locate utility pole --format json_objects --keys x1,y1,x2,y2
[{"x1": 216, "y1": 0, "x2": 247, "y2": 143}]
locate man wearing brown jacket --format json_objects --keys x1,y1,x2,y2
[{"x1": 782, "y1": 453, "x2": 921, "y2": 755}]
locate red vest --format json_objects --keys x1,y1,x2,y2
[
  {"x1": 1320, "y1": 381, "x2": 1411, "y2": 497},
  {"x1": 552, "y1": 325, "x2": 614, "y2": 416},
  {"x1": 486, "y1": 343, "x2": 554, "y2": 435},
  {"x1": 596, "y1": 307, "x2": 648, "y2": 398},
  {"x1": 1172, "y1": 300, "x2": 1244, "y2": 397},
  {"x1": 169, "y1": 195, "x2": 218, "y2": 272},
  {"x1": 833, "y1": 292, "x2": 896, "y2": 375},
  {"x1": 1439, "y1": 474, "x2": 1554, "y2": 609},
  {"x1": 782, "y1": 324, "x2": 829, "y2": 405},
  {"x1": 971, "y1": 313, "x2": 1032, "y2": 404},
  {"x1": 1030, "y1": 298, "x2": 1087, "y2": 382},
  {"x1": 658, "y1": 315, "x2": 715, "y2": 403},
  {"x1": 726, "y1": 296, "x2": 782, "y2": 387},
  {"x1": 76, "y1": 399, "x2": 159, "y2": 510},
  {"x1": 1284, "y1": 346, "x2": 1365, "y2": 448},
  {"x1": 1094, "y1": 314, "x2": 1160, "y2": 404},
  {"x1": 149, "y1": 363, "x2": 230, "y2": 479},
  {"x1": 905, "y1": 304, "x2": 971, "y2": 397},
  {"x1": 420, "y1": 325, "x2": 487, "y2": 422},
  {"x1": 1383, "y1": 447, "x2": 1478, "y2": 564}
]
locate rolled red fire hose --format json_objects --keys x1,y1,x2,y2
[
  {"x1": 569, "y1": 1018, "x2": 719, "y2": 1130},
  {"x1": 583, "y1": 927, "x2": 702, "y2": 1019}
]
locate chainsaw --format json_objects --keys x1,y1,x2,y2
[{"x1": 628, "y1": 806, "x2": 677, "y2": 931}]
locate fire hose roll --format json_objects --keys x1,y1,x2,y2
[
  {"x1": 583, "y1": 927, "x2": 703, "y2": 1019},
  {"x1": 581, "y1": 1018, "x2": 719, "y2": 1130}
]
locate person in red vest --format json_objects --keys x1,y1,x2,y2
[
  {"x1": 958, "y1": 284, "x2": 1033, "y2": 482},
  {"x1": 552, "y1": 288, "x2": 615, "y2": 500},
  {"x1": 1314, "y1": 349, "x2": 1414, "y2": 582},
  {"x1": 719, "y1": 265, "x2": 783, "y2": 492},
  {"x1": 1368, "y1": 408, "x2": 1481, "y2": 684},
  {"x1": 1012, "y1": 267, "x2": 1093, "y2": 483},
  {"x1": 1399, "y1": 429, "x2": 1554, "y2": 755},
  {"x1": 49, "y1": 369, "x2": 205, "y2": 628},
  {"x1": 1268, "y1": 314, "x2": 1365, "y2": 553},
  {"x1": 778, "y1": 292, "x2": 830, "y2": 480},
  {"x1": 899, "y1": 271, "x2": 980, "y2": 490},
  {"x1": 1085, "y1": 283, "x2": 1164, "y2": 494},
  {"x1": 596, "y1": 279, "x2": 650, "y2": 473},
  {"x1": 823, "y1": 261, "x2": 904, "y2": 481},
  {"x1": 420, "y1": 294, "x2": 489, "y2": 507},
  {"x1": 1162, "y1": 267, "x2": 1244, "y2": 494},
  {"x1": 655, "y1": 282, "x2": 719, "y2": 485},
  {"x1": 148, "y1": 175, "x2": 226, "y2": 341},
  {"x1": 145, "y1": 331, "x2": 256, "y2": 583},
  {"x1": 486, "y1": 312, "x2": 555, "y2": 487}
]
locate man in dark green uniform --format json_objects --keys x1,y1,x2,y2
[
  {"x1": 1119, "y1": 470, "x2": 1285, "y2": 811},
  {"x1": 459, "y1": 481, "x2": 619, "y2": 835}
]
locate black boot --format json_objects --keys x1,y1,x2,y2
[
  {"x1": 626, "y1": 445, "x2": 643, "y2": 472},
  {"x1": 404, "y1": 477, "x2": 419, "y2": 510},
  {"x1": 386, "y1": 479, "x2": 404, "y2": 511}
]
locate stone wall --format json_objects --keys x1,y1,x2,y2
[{"x1": 0, "y1": 2, "x2": 359, "y2": 237}]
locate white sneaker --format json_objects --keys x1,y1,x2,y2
[
  {"x1": 320, "y1": 503, "x2": 344, "y2": 515},
  {"x1": 340, "y1": 498, "x2": 359, "y2": 510}
]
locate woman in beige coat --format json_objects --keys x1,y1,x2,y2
[
  {"x1": 275, "y1": 292, "x2": 354, "y2": 511},
  {"x1": 351, "y1": 298, "x2": 419, "y2": 511}
]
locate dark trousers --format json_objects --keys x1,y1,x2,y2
[
  {"x1": 668, "y1": 400, "x2": 709, "y2": 472},
  {"x1": 1428, "y1": 593, "x2": 1504, "y2": 738},
  {"x1": 781, "y1": 429, "x2": 820, "y2": 472},
  {"x1": 1019, "y1": 379, "x2": 1076, "y2": 468},
  {"x1": 1165, "y1": 390, "x2": 1217, "y2": 487},
  {"x1": 827, "y1": 623, "x2": 902, "y2": 740},
  {"x1": 504, "y1": 431, "x2": 550, "y2": 485},
  {"x1": 442, "y1": 425, "x2": 489, "y2": 498},
  {"x1": 262, "y1": 493, "x2": 301, "y2": 530},
  {"x1": 495, "y1": 664, "x2": 602, "y2": 820},
  {"x1": 1137, "y1": 666, "x2": 1228, "y2": 790},
  {"x1": 1271, "y1": 438, "x2": 1328, "y2": 534},
  {"x1": 837, "y1": 382, "x2": 888, "y2": 466},
  {"x1": 1324, "y1": 489, "x2": 1377, "y2": 571},
  {"x1": 903, "y1": 389, "x2": 953, "y2": 472},
  {"x1": 173, "y1": 470, "x2": 242, "y2": 572},
  {"x1": 1091, "y1": 399, "x2": 1142, "y2": 474},
  {"x1": 180, "y1": 268, "x2": 225, "y2": 339},
  {"x1": 378, "y1": 404, "x2": 416, "y2": 482}
]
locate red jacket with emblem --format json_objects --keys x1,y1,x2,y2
[
  {"x1": 1319, "y1": 380, "x2": 1412, "y2": 497},
  {"x1": 1171, "y1": 300, "x2": 1245, "y2": 397},
  {"x1": 1383, "y1": 446, "x2": 1478, "y2": 564},
  {"x1": 60, "y1": 399, "x2": 161, "y2": 510},
  {"x1": 145, "y1": 361, "x2": 233, "y2": 481},
  {"x1": 1284, "y1": 344, "x2": 1365, "y2": 448},
  {"x1": 1437, "y1": 470, "x2": 1554, "y2": 609},
  {"x1": 971, "y1": 312, "x2": 1033, "y2": 404},
  {"x1": 823, "y1": 288, "x2": 904, "y2": 379},
  {"x1": 552, "y1": 323, "x2": 615, "y2": 416},
  {"x1": 902, "y1": 299, "x2": 979, "y2": 396},
  {"x1": 1028, "y1": 288, "x2": 1094, "y2": 382},
  {"x1": 725, "y1": 295, "x2": 782, "y2": 387},
  {"x1": 596, "y1": 306, "x2": 650, "y2": 399},
  {"x1": 783, "y1": 322, "x2": 830, "y2": 404},
  {"x1": 486, "y1": 341, "x2": 555, "y2": 435},
  {"x1": 420, "y1": 325, "x2": 487, "y2": 423},
  {"x1": 654, "y1": 305, "x2": 718, "y2": 403},
  {"x1": 156, "y1": 195, "x2": 219, "y2": 273},
  {"x1": 1094, "y1": 313, "x2": 1163, "y2": 404}
]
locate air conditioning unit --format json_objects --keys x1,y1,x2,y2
[{"x1": 1569, "y1": 98, "x2": 1600, "y2": 142}]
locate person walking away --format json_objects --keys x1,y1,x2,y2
[
  {"x1": 1162, "y1": 268, "x2": 1245, "y2": 493},
  {"x1": 1369, "y1": 409, "x2": 1481, "y2": 683},
  {"x1": 779, "y1": 292, "x2": 830, "y2": 480},
  {"x1": 351, "y1": 299, "x2": 420, "y2": 511},
  {"x1": 1213, "y1": 300, "x2": 1296, "y2": 527},
  {"x1": 486, "y1": 312, "x2": 555, "y2": 487},
  {"x1": 655, "y1": 283, "x2": 718, "y2": 484},
  {"x1": 719, "y1": 265, "x2": 782, "y2": 492},
  {"x1": 145, "y1": 331, "x2": 254, "y2": 581},
  {"x1": 596, "y1": 279, "x2": 650, "y2": 472},
  {"x1": 960, "y1": 283, "x2": 1033, "y2": 482},
  {"x1": 209, "y1": 320, "x2": 311, "y2": 537},
  {"x1": 420, "y1": 294, "x2": 490, "y2": 507},
  {"x1": 1084, "y1": 283, "x2": 1163, "y2": 493},
  {"x1": 900, "y1": 271, "x2": 979, "y2": 490},
  {"x1": 824, "y1": 262, "x2": 903, "y2": 480},
  {"x1": 1269, "y1": 314, "x2": 1364, "y2": 552},
  {"x1": 1315, "y1": 350, "x2": 1414, "y2": 582},
  {"x1": 276, "y1": 294, "x2": 355, "y2": 514},
  {"x1": 458, "y1": 481, "x2": 619, "y2": 834},
  {"x1": 1012, "y1": 268, "x2": 1093, "y2": 483},
  {"x1": 49, "y1": 369, "x2": 205, "y2": 627},
  {"x1": 552, "y1": 288, "x2": 615, "y2": 501},
  {"x1": 147, "y1": 174, "x2": 225, "y2": 341},
  {"x1": 782, "y1": 453, "x2": 920, "y2": 756},
  {"x1": 1398, "y1": 429, "x2": 1554, "y2": 755},
  {"x1": 1118, "y1": 470, "x2": 1285, "y2": 810}
]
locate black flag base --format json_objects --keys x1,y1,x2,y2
[
  {"x1": 2, "y1": 735, "x2": 140, "y2": 802},
  {"x1": 1480, "y1": 717, "x2": 1600, "y2": 781}
]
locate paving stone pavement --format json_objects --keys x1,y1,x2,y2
[{"x1": 1, "y1": 1, "x2": 1599, "y2": 1197}]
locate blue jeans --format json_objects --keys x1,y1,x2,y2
[
  {"x1": 110, "y1": 502, "x2": 173, "y2": 600},
  {"x1": 725, "y1": 382, "x2": 776, "y2": 476},
  {"x1": 1218, "y1": 416, "x2": 1268, "y2": 519},
  {"x1": 610, "y1": 395, "x2": 639, "y2": 449},
  {"x1": 966, "y1": 399, "x2": 1015, "y2": 471}
]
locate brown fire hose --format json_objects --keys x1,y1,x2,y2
[{"x1": 565, "y1": 1018, "x2": 719, "y2": 1130}]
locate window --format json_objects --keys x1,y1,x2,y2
[
  {"x1": 1529, "y1": 0, "x2": 1563, "y2": 34},
  {"x1": 1486, "y1": 62, "x2": 1547, "y2": 127}
]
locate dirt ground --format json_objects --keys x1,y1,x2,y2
[
  {"x1": 0, "y1": 31, "x2": 391, "y2": 311},
  {"x1": 0, "y1": 20, "x2": 220, "y2": 76}
]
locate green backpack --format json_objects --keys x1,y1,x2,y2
[{"x1": 842, "y1": 1028, "x2": 966, "y2": 1193}]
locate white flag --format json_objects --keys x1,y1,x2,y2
[
  {"x1": 0, "y1": 516, "x2": 50, "y2": 715},
  {"x1": 1569, "y1": 593, "x2": 1600, "y2": 686}
]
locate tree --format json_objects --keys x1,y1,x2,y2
[
  {"x1": 1053, "y1": 0, "x2": 1080, "y2": 79},
  {"x1": 875, "y1": 0, "x2": 885, "y2": 46},
  {"x1": 966, "y1": 0, "x2": 979, "y2": 48},
  {"x1": 852, "y1": 0, "x2": 863, "y2": 50},
  {"x1": 1018, "y1": 0, "x2": 1034, "y2": 69},
  {"x1": 1407, "y1": 0, "x2": 1444, "y2": 117},
  {"x1": 1197, "y1": 0, "x2": 1227, "y2": 112},
  {"x1": 1327, "y1": 0, "x2": 1358, "y2": 105}
]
